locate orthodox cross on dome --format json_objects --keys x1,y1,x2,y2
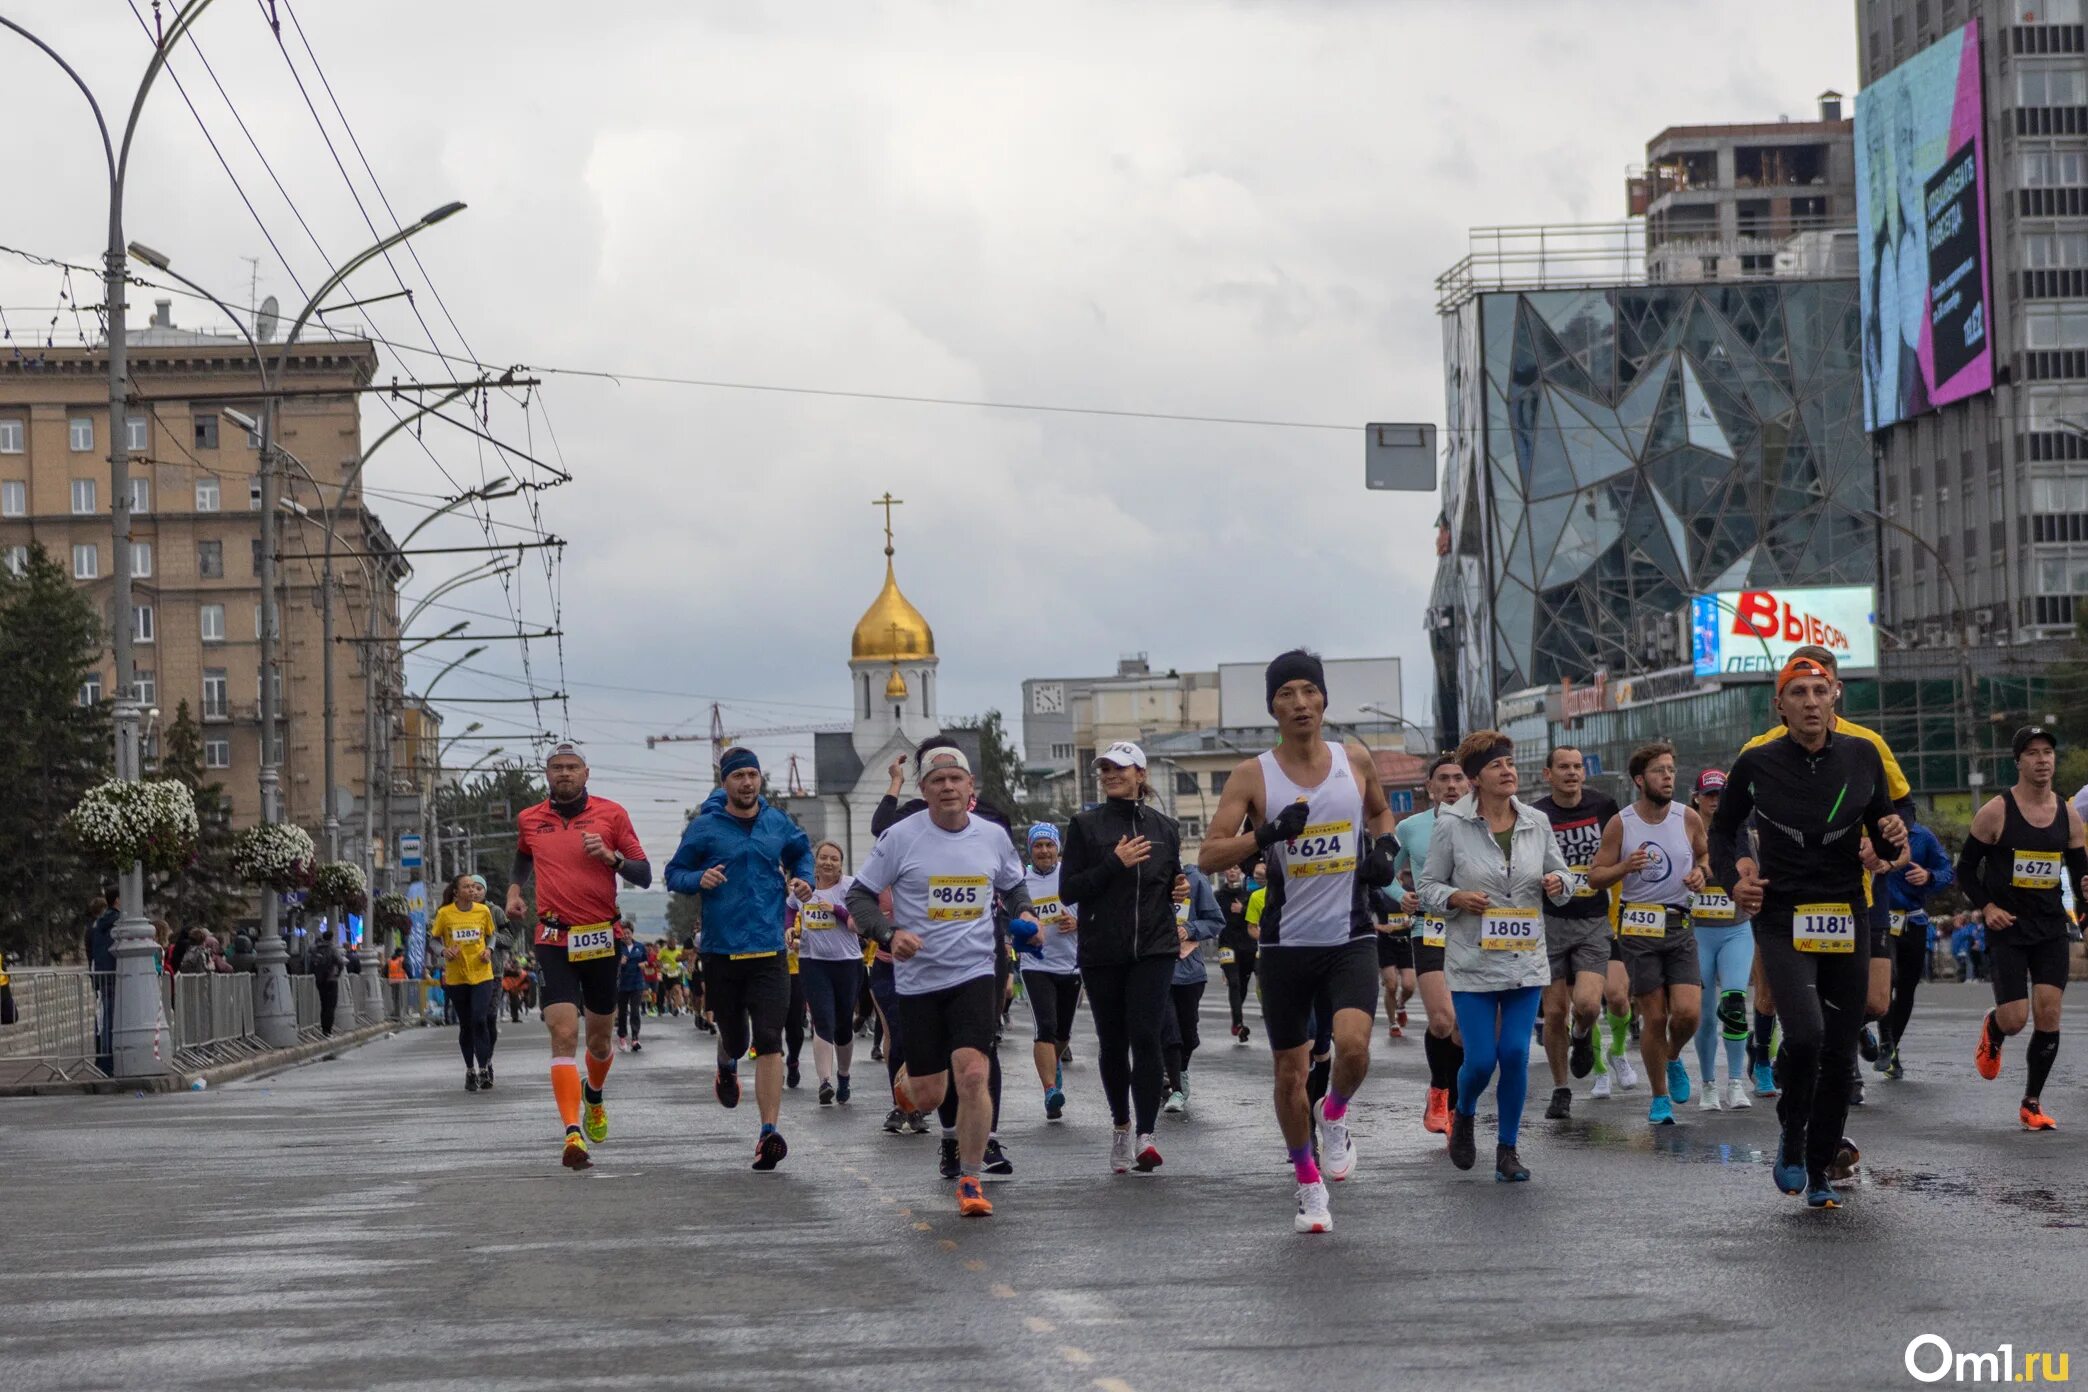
[{"x1": 872, "y1": 491, "x2": 904, "y2": 557}]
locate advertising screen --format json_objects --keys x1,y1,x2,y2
[
  {"x1": 1855, "y1": 21, "x2": 1993, "y2": 431},
  {"x1": 1691, "y1": 586, "x2": 1879, "y2": 678}
]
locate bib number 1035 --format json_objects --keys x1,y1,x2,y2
[{"x1": 1793, "y1": 903, "x2": 1854, "y2": 955}]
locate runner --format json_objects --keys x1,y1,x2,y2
[
  {"x1": 431, "y1": 871, "x2": 498, "y2": 1091},
  {"x1": 1063, "y1": 740, "x2": 1186, "y2": 1176},
  {"x1": 1394, "y1": 755, "x2": 1467, "y2": 1135},
  {"x1": 1417, "y1": 730, "x2": 1571, "y2": 1182},
  {"x1": 1019, "y1": 823, "x2": 1081, "y2": 1120},
  {"x1": 795, "y1": 840, "x2": 863, "y2": 1107},
  {"x1": 663, "y1": 747, "x2": 815, "y2": 1171},
  {"x1": 1877, "y1": 818, "x2": 1954, "y2": 1080},
  {"x1": 1199, "y1": 651, "x2": 1397, "y2": 1232},
  {"x1": 657, "y1": 938, "x2": 684, "y2": 1016},
  {"x1": 784, "y1": 918, "x2": 809, "y2": 1090},
  {"x1": 506, "y1": 742, "x2": 652, "y2": 1171},
  {"x1": 1709, "y1": 656, "x2": 1905, "y2": 1207},
  {"x1": 1214, "y1": 864, "x2": 1257, "y2": 1044},
  {"x1": 1530, "y1": 746, "x2": 1619, "y2": 1120},
  {"x1": 1161, "y1": 865, "x2": 1226, "y2": 1114},
  {"x1": 847, "y1": 746, "x2": 1034, "y2": 1217},
  {"x1": 614, "y1": 922, "x2": 649, "y2": 1052},
  {"x1": 1955, "y1": 725, "x2": 2085, "y2": 1132},
  {"x1": 1372, "y1": 886, "x2": 1417, "y2": 1042},
  {"x1": 1587, "y1": 743, "x2": 1706, "y2": 1126},
  {"x1": 1686, "y1": 770, "x2": 1754, "y2": 1110}
]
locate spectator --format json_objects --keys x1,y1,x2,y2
[
  {"x1": 385, "y1": 948, "x2": 408, "y2": 982},
  {"x1": 344, "y1": 939, "x2": 363, "y2": 976},
  {"x1": 86, "y1": 886, "x2": 118, "y2": 1074},
  {"x1": 228, "y1": 924, "x2": 258, "y2": 974},
  {"x1": 309, "y1": 928, "x2": 344, "y2": 1035},
  {"x1": 177, "y1": 928, "x2": 213, "y2": 974}
]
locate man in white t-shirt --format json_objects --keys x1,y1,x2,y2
[{"x1": 847, "y1": 747, "x2": 1034, "y2": 1218}]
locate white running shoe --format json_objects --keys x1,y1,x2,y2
[
  {"x1": 1294, "y1": 1180, "x2": 1333, "y2": 1234},
  {"x1": 1590, "y1": 1073, "x2": 1613, "y2": 1100},
  {"x1": 1722, "y1": 1079, "x2": 1752, "y2": 1110},
  {"x1": 1109, "y1": 1128, "x2": 1133, "y2": 1174},
  {"x1": 1614, "y1": 1055, "x2": 1641, "y2": 1091},
  {"x1": 1314, "y1": 1097, "x2": 1357, "y2": 1182},
  {"x1": 1163, "y1": 1090, "x2": 1186, "y2": 1114},
  {"x1": 1698, "y1": 1087, "x2": 1722, "y2": 1112}
]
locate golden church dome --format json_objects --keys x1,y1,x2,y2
[
  {"x1": 852, "y1": 560, "x2": 935, "y2": 662},
  {"x1": 883, "y1": 664, "x2": 910, "y2": 701}
]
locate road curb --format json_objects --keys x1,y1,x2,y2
[{"x1": 0, "y1": 1018, "x2": 400, "y2": 1097}]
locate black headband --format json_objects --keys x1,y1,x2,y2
[
  {"x1": 1265, "y1": 650, "x2": 1327, "y2": 712},
  {"x1": 1460, "y1": 739, "x2": 1515, "y2": 781}
]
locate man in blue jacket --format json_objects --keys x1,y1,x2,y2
[
  {"x1": 665, "y1": 748, "x2": 814, "y2": 1170},
  {"x1": 1877, "y1": 821, "x2": 1955, "y2": 1080}
]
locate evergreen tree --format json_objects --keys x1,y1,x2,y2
[
  {"x1": 0, "y1": 545, "x2": 112, "y2": 961},
  {"x1": 150, "y1": 700, "x2": 243, "y2": 937},
  {"x1": 435, "y1": 761, "x2": 546, "y2": 907},
  {"x1": 950, "y1": 709, "x2": 1026, "y2": 816}
]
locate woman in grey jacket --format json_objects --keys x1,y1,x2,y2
[{"x1": 1418, "y1": 729, "x2": 1572, "y2": 1183}]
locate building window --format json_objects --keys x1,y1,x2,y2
[
  {"x1": 251, "y1": 538, "x2": 263, "y2": 576},
  {"x1": 202, "y1": 668, "x2": 229, "y2": 719},
  {"x1": 129, "y1": 478, "x2": 149, "y2": 514},
  {"x1": 2025, "y1": 231, "x2": 2088, "y2": 268},
  {"x1": 132, "y1": 604, "x2": 154, "y2": 645},
  {"x1": 0, "y1": 480, "x2": 22, "y2": 517},
  {"x1": 79, "y1": 673, "x2": 101, "y2": 706},
  {"x1": 125, "y1": 415, "x2": 148, "y2": 452},
  {"x1": 1049, "y1": 742, "x2": 1073, "y2": 761},
  {"x1": 71, "y1": 543, "x2": 97, "y2": 579},
  {"x1": 2039, "y1": 553, "x2": 2088, "y2": 594},
  {"x1": 204, "y1": 737, "x2": 230, "y2": 769},
  {"x1": 2021, "y1": 150, "x2": 2088, "y2": 188},
  {"x1": 196, "y1": 539, "x2": 223, "y2": 578},
  {"x1": 0, "y1": 420, "x2": 21, "y2": 453},
  {"x1": 239, "y1": 412, "x2": 263, "y2": 449},
  {"x1": 1181, "y1": 815, "x2": 1205, "y2": 840},
  {"x1": 4, "y1": 545, "x2": 24, "y2": 576},
  {"x1": 192, "y1": 415, "x2": 218, "y2": 451},
  {"x1": 1210, "y1": 770, "x2": 1229, "y2": 795},
  {"x1": 248, "y1": 479, "x2": 262, "y2": 511},
  {"x1": 2025, "y1": 304, "x2": 2088, "y2": 348},
  {"x1": 71, "y1": 479, "x2": 96, "y2": 515},
  {"x1": 130, "y1": 541, "x2": 152, "y2": 577},
  {"x1": 68, "y1": 418, "x2": 93, "y2": 452},
  {"x1": 1174, "y1": 770, "x2": 1200, "y2": 798},
  {"x1": 2019, "y1": 67, "x2": 2088, "y2": 108},
  {"x1": 254, "y1": 603, "x2": 278, "y2": 640},
  {"x1": 195, "y1": 478, "x2": 220, "y2": 512},
  {"x1": 132, "y1": 670, "x2": 155, "y2": 706},
  {"x1": 200, "y1": 603, "x2": 225, "y2": 642}
]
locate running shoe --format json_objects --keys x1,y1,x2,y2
[
  {"x1": 1975, "y1": 1011, "x2": 2004, "y2": 1080},
  {"x1": 1294, "y1": 1180, "x2": 1332, "y2": 1234},
  {"x1": 629, "y1": 1040, "x2": 642, "y2": 1054},
  {"x1": 1448, "y1": 1111, "x2": 1477, "y2": 1170},
  {"x1": 1883, "y1": 1054, "x2": 1905, "y2": 1082},
  {"x1": 715, "y1": 1068, "x2": 741, "y2": 1110},
  {"x1": 1828, "y1": 1137, "x2": 1860, "y2": 1182},
  {"x1": 1751, "y1": 1062, "x2": 1779, "y2": 1098},
  {"x1": 1163, "y1": 1089, "x2": 1186, "y2": 1114},
  {"x1": 1233, "y1": 1025, "x2": 1251, "y2": 1046},
  {"x1": 786, "y1": 1061, "x2": 801, "y2": 1090},
  {"x1": 1423, "y1": 1086, "x2": 1451, "y2": 1134},
  {"x1": 1396, "y1": 1008, "x2": 1409, "y2": 1030},
  {"x1": 753, "y1": 1130, "x2": 789, "y2": 1171},
  {"x1": 1805, "y1": 1182, "x2": 1842, "y2": 1209},
  {"x1": 836, "y1": 1076, "x2": 851, "y2": 1105},
  {"x1": 1314, "y1": 1098, "x2": 1355, "y2": 1181},
  {"x1": 1110, "y1": 1129, "x2": 1133, "y2": 1174},
  {"x1": 818, "y1": 1080, "x2": 836, "y2": 1107},
  {"x1": 984, "y1": 1138, "x2": 1014, "y2": 1176},
  {"x1": 883, "y1": 1106, "x2": 907, "y2": 1134},
  {"x1": 1648, "y1": 1095, "x2": 1675, "y2": 1126},
  {"x1": 1697, "y1": 1086, "x2": 1721, "y2": 1112},
  {"x1": 939, "y1": 1136, "x2": 962, "y2": 1180},
  {"x1": 1569, "y1": 1031, "x2": 1595, "y2": 1080},
  {"x1": 1062, "y1": 1045, "x2": 1075, "y2": 1065},
  {"x1": 2021, "y1": 1100, "x2": 2059, "y2": 1131},
  {"x1": 1665, "y1": 1060, "x2": 1692, "y2": 1104},
  {"x1": 1857, "y1": 1024, "x2": 1879, "y2": 1063},
  {"x1": 583, "y1": 1096, "x2": 609, "y2": 1144},
  {"x1": 870, "y1": 1042, "x2": 883, "y2": 1061},
  {"x1": 1848, "y1": 1077, "x2": 1866, "y2": 1108},
  {"x1": 479, "y1": 1066, "x2": 494, "y2": 1091},
  {"x1": 561, "y1": 1130, "x2": 591, "y2": 1171},
  {"x1": 465, "y1": 1069, "x2": 480, "y2": 1093},
  {"x1": 1722, "y1": 1079, "x2": 1751, "y2": 1110},
  {"x1": 1544, "y1": 1086, "x2": 1572, "y2": 1120},
  {"x1": 1872, "y1": 1039, "x2": 1895, "y2": 1074},
  {"x1": 1590, "y1": 1073, "x2": 1612, "y2": 1100},
  {"x1": 956, "y1": 1176, "x2": 993, "y2": 1217},
  {"x1": 906, "y1": 1112, "x2": 931, "y2": 1134},
  {"x1": 1044, "y1": 1087, "x2": 1065, "y2": 1120},
  {"x1": 1614, "y1": 1055, "x2": 1640, "y2": 1091},
  {"x1": 1388, "y1": 1023, "x2": 1405, "y2": 1040},
  {"x1": 1134, "y1": 1135, "x2": 1164, "y2": 1173},
  {"x1": 1772, "y1": 1135, "x2": 1806, "y2": 1195},
  {"x1": 1494, "y1": 1144, "x2": 1530, "y2": 1183}
]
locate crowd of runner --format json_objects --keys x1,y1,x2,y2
[{"x1": 480, "y1": 647, "x2": 2078, "y2": 1229}]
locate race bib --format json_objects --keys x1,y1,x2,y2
[
  {"x1": 1888, "y1": 911, "x2": 1907, "y2": 938},
  {"x1": 1692, "y1": 889, "x2": 1735, "y2": 923},
  {"x1": 566, "y1": 922, "x2": 614, "y2": 962},
  {"x1": 927, "y1": 875, "x2": 989, "y2": 922},
  {"x1": 1417, "y1": 915, "x2": 1446, "y2": 947},
  {"x1": 1288, "y1": 820, "x2": 1357, "y2": 878},
  {"x1": 449, "y1": 925, "x2": 482, "y2": 947},
  {"x1": 1568, "y1": 864, "x2": 1595, "y2": 899},
  {"x1": 2011, "y1": 850, "x2": 2061, "y2": 890},
  {"x1": 1031, "y1": 895, "x2": 1064, "y2": 925},
  {"x1": 1175, "y1": 899, "x2": 1191, "y2": 926},
  {"x1": 1217, "y1": 947, "x2": 1237, "y2": 965},
  {"x1": 1479, "y1": 906, "x2": 1542, "y2": 951},
  {"x1": 1619, "y1": 902, "x2": 1666, "y2": 939},
  {"x1": 800, "y1": 902, "x2": 837, "y2": 931},
  {"x1": 1793, "y1": 902, "x2": 1855, "y2": 955},
  {"x1": 1379, "y1": 914, "x2": 1411, "y2": 934}
]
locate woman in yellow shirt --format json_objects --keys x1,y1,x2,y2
[{"x1": 432, "y1": 874, "x2": 499, "y2": 1092}]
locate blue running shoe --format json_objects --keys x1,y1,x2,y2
[
  {"x1": 1805, "y1": 1183, "x2": 1841, "y2": 1209},
  {"x1": 1773, "y1": 1137, "x2": 1806, "y2": 1195},
  {"x1": 1044, "y1": 1087, "x2": 1065, "y2": 1120},
  {"x1": 1666, "y1": 1060, "x2": 1692, "y2": 1104},
  {"x1": 1752, "y1": 1062, "x2": 1779, "y2": 1098},
  {"x1": 1649, "y1": 1095, "x2": 1676, "y2": 1126}
]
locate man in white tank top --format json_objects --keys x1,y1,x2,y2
[
  {"x1": 1588, "y1": 742, "x2": 1709, "y2": 1128},
  {"x1": 1199, "y1": 650, "x2": 1397, "y2": 1235}
]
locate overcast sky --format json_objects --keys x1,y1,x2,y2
[{"x1": 3, "y1": 1, "x2": 1856, "y2": 858}]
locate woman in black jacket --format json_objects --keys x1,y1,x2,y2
[{"x1": 1061, "y1": 741, "x2": 1183, "y2": 1175}]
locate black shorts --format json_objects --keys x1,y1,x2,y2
[
  {"x1": 1022, "y1": 968, "x2": 1081, "y2": 1045},
  {"x1": 1989, "y1": 934, "x2": 2071, "y2": 1004},
  {"x1": 1376, "y1": 932, "x2": 1414, "y2": 971},
  {"x1": 537, "y1": 943, "x2": 617, "y2": 1016},
  {"x1": 898, "y1": 974, "x2": 999, "y2": 1077},
  {"x1": 701, "y1": 951, "x2": 790, "y2": 1057},
  {"x1": 1257, "y1": 938, "x2": 1378, "y2": 1052}
]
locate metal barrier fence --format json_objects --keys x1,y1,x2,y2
[
  {"x1": 162, "y1": 972, "x2": 265, "y2": 1070},
  {"x1": 291, "y1": 975, "x2": 322, "y2": 1040},
  {"x1": 0, "y1": 970, "x2": 109, "y2": 1084}
]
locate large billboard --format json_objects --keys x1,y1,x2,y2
[
  {"x1": 1692, "y1": 586, "x2": 1879, "y2": 678},
  {"x1": 1856, "y1": 21, "x2": 1994, "y2": 431}
]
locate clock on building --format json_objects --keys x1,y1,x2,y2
[{"x1": 1031, "y1": 682, "x2": 1064, "y2": 714}]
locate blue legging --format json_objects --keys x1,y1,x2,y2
[
  {"x1": 1452, "y1": 986, "x2": 1542, "y2": 1148},
  {"x1": 1693, "y1": 923, "x2": 1755, "y2": 1086}
]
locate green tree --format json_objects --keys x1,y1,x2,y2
[
  {"x1": 434, "y1": 761, "x2": 546, "y2": 908},
  {"x1": 950, "y1": 709, "x2": 1026, "y2": 816},
  {"x1": 0, "y1": 545, "x2": 112, "y2": 961},
  {"x1": 149, "y1": 700, "x2": 243, "y2": 937}
]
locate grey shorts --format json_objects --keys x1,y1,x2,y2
[
  {"x1": 1619, "y1": 924, "x2": 1701, "y2": 997},
  {"x1": 1546, "y1": 915, "x2": 1611, "y2": 984}
]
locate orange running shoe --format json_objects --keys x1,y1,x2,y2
[
  {"x1": 2021, "y1": 1101, "x2": 2058, "y2": 1132},
  {"x1": 1975, "y1": 1011, "x2": 2004, "y2": 1081},
  {"x1": 1423, "y1": 1086, "x2": 1451, "y2": 1134},
  {"x1": 956, "y1": 1176, "x2": 993, "y2": 1217}
]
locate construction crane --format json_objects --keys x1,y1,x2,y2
[{"x1": 645, "y1": 702, "x2": 846, "y2": 786}]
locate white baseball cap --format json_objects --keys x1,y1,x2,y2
[
  {"x1": 920, "y1": 746, "x2": 973, "y2": 777},
  {"x1": 1093, "y1": 740, "x2": 1148, "y2": 770}
]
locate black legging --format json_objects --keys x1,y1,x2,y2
[
  {"x1": 615, "y1": 988, "x2": 645, "y2": 1041},
  {"x1": 450, "y1": 979, "x2": 495, "y2": 1068},
  {"x1": 1221, "y1": 943, "x2": 1256, "y2": 1029},
  {"x1": 1882, "y1": 921, "x2": 1930, "y2": 1054},
  {"x1": 785, "y1": 970, "x2": 808, "y2": 1068},
  {"x1": 1161, "y1": 980, "x2": 1205, "y2": 1091},
  {"x1": 1082, "y1": 955, "x2": 1174, "y2": 1134},
  {"x1": 1756, "y1": 918, "x2": 1870, "y2": 1179}
]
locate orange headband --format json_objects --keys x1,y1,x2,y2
[{"x1": 1776, "y1": 656, "x2": 1832, "y2": 695}]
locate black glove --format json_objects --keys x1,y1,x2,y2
[
  {"x1": 1255, "y1": 800, "x2": 1311, "y2": 850},
  {"x1": 1358, "y1": 833, "x2": 1399, "y2": 887}
]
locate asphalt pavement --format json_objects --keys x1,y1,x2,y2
[{"x1": 1, "y1": 979, "x2": 2082, "y2": 1392}]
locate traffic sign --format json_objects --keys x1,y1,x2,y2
[{"x1": 399, "y1": 832, "x2": 423, "y2": 870}]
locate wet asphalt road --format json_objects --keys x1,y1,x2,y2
[{"x1": 1, "y1": 981, "x2": 2082, "y2": 1392}]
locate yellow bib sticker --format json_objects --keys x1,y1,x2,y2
[
  {"x1": 1568, "y1": 864, "x2": 1595, "y2": 899},
  {"x1": 1031, "y1": 895, "x2": 1063, "y2": 925},
  {"x1": 566, "y1": 922, "x2": 614, "y2": 962},
  {"x1": 1379, "y1": 914, "x2": 1411, "y2": 934},
  {"x1": 1619, "y1": 902, "x2": 1667, "y2": 939},
  {"x1": 1888, "y1": 911, "x2": 1907, "y2": 937},
  {"x1": 1793, "y1": 902, "x2": 1855, "y2": 955},
  {"x1": 1479, "y1": 906, "x2": 1542, "y2": 951},
  {"x1": 1288, "y1": 821, "x2": 1357, "y2": 878},
  {"x1": 1692, "y1": 889, "x2": 1735, "y2": 923},
  {"x1": 2012, "y1": 850, "x2": 2061, "y2": 890},
  {"x1": 800, "y1": 902, "x2": 837, "y2": 931},
  {"x1": 1175, "y1": 899, "x2": 1191, "y2": 926},
  {"x1": 1217, "y1": 947, "x2": 1237, "y2": 965},
  {"x1": 449, "y1": 925, "x2": 483, "y2": 946},
  {"x1": 928, "y1": 875, "x2": 990, "y2": 922},
  {"x1": 1417, "y1": 915, "x2": 1447, "y2": 948}
]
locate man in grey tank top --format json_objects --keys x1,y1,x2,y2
[{"x1": 1588, "y1": 742, "x2": 1709, "y2": 1128}]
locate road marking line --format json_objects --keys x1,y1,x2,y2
[
  {"x1": 989, "y1": 1282, "x2": 1016, "y2": 1298},
  {"x1": 1059, "y1": 1347, "x2": 1094, "y2": 1367},
  {"x1": 1024, "y1": 1316, "x2": 1056, "y2": 1333}
]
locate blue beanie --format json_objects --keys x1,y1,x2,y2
[
  {"x1": 1027, "y1": 823, "x2": 1060, "y2": 848},
  {"x1": 719, "y1": 747, "x2": 760, "y2": 778}
]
